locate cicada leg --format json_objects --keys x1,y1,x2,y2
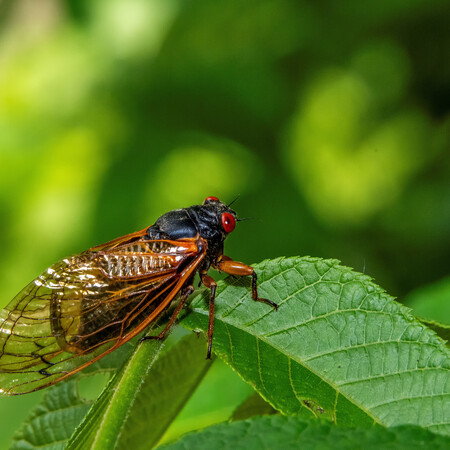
[
  {"x1": 215, "y1": 257, "x2": 278, "y2": 309},
  {"x1": 140, "y1": 284, "x2": 194, "y2": 342},
  {"x1": 199, "y1": 273, "x2": 217, "y2": 359}
]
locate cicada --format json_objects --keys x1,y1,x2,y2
[{"x1": 0, "y1": 197, "x2": 276, "y2": 395}]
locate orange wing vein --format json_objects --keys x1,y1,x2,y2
[{"x1": 0, "y1": 229, "x2": 206, "y2": 394}]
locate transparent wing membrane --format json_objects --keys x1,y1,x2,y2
[{"x1": 0, "y1": 231, "x2": 204, "y2": 394}]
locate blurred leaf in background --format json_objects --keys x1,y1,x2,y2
[
  {"x1": 0, "y1": 0, "x2": 449, "y2": 448},
  {"x1": 405, "y1": 277, "x2": 450, "y2": 326}
]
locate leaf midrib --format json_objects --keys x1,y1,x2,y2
[
  {"x1": 145, "y1": 357, "x2": 213, "y2": 448},
  {"x1": 90, "y1": 341, "x2": 165, "y2": 449}
]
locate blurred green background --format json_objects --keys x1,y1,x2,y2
[{"x1": 1, "y1": 0, "x2": 449, "y2": 447}]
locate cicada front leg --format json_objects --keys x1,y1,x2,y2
[{"x1": 215, "y1": 256, "x2": 278, "y2": 310}]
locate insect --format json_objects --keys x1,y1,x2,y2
[{"x1": 0, "y1": 197, "x2": 277, "y2": 395}]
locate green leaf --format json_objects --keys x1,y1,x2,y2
[
  {"x1": 66, "y1": 338, "x2": 165, "y2": 450},
  {"x1": 160, "y1": 358, "x2": 254, "y2": 445},
  {"x1": 181, "y1": 257, "x2": 450, "y2": 435},
  {"x1": 67, "y1": 333, "x2": 212, "y2": 450},
  {"x1": 115, "y1": 333, "x2": 212, "y2": 449},
  {"x1": 405, "y1": 276, "x2": 450, "y2": 325},
  {"x1": 417, "y1": 319, "x2": 450, "y2": 346},
  {"x1": 11, "y1": 379, "x2": 91, "y2": 450},
  {"x1": 231, "y1": 392, "x2": 277, "y2": 421},
  {"x1": 157, "y1": 415, "x2": 450, "y2": 450},
  {"x1": 10, "y1": 341, "x2": 134, "y2": 450}
]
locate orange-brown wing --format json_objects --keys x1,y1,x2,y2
[{"x1": 0, "y1": 231, "x2": 206, "y2": 395}]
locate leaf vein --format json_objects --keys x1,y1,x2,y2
[{"x1": 370, "y1": 392, "x2": 450, "y2": 410}]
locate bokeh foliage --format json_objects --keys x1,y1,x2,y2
[{"x1": 0, "y1": 0, "x2": 449, "y2": 448}]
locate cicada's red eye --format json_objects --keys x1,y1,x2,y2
[
  {"x1": 204, "y1": 196, "x2": 220, "y2": 203},
  {"x1": 221, "y1": 212, "x2": 236, "y2": 233}
]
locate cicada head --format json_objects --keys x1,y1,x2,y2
[
  {"x1": 147, "y1": 197, "x2": 238, "y2": 255},
  {"x1": 195, "y1": 196, "x2": 237, "y2": 239}
]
